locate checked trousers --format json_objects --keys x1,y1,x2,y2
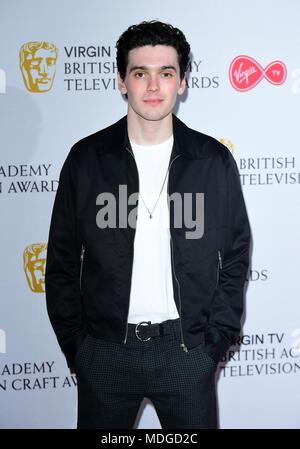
[{"x1": 74, "y1": 319, "x2": 218, "y2": 429}]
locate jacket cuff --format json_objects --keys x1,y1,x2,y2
[
  {"x1": 60, "y1": 330, "x2": 87, "y2": 368},
  {"x1": 203, "y1": 325, "x2": 233, "y2": 363}
]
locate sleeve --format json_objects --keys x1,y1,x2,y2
[
  {"x1": 45, "y1": 147, "x2": 86, "y2": 368},
  {"x1": 204, "y1": 150, "x2": 251, "y2": 363}
]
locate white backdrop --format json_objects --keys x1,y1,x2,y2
[{"x1": 0, "y1": 0, "x2": 299, "y2": 429}]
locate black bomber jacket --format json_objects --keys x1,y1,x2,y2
[{"x1": 45, "y1": 114, "x2": 251, "y2": 368}]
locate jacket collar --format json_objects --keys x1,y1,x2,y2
[
  {"x1": 122, "y1": 114, "x2": 182, "y2": 161},
  {"x1": 97, "y1": 113, "x2": 209, "y2": 160}
]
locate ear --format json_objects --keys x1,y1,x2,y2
[
  {"x1": 117, "y1": 72, "x2": 127, "y2": 95},
  {"x1": 177, "y1": 73, "x2": 186, "y2": 95}
]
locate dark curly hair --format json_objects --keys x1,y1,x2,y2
[{"x1": 116, "y1": 20, "x2": 190, "y2": 81}]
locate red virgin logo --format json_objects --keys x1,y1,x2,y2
[{"x1": 229, "y1": 55, "x2": 287, "y2": 92}]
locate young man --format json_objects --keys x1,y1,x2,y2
[{"x1": 45, "y1": 21, "x2": 250, "y2": 429}]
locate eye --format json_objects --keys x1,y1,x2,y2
[
  {"x1": 30, "y1": 61, "x2": 40, "y2": 68},
  {"x1": 134, "y1": 72, "x2": 145, "y2": 78},
  {"x1": 162, "y1": 72, "x2": 173, "y2": 78},
  {"x1": 47, "y1": 58, "x2": 56, "y2": 66}
]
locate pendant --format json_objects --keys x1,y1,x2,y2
[{"x1": 149, "y1": 214, "x2": 153, "y2": 219}]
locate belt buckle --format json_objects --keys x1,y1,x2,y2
[{"x1": 135, "y1": 321, "x2": 152, "y2": 342}]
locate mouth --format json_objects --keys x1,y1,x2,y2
[
  {"x1": 144, "y1": 98, "x2": 164, "y2": 104},
  {"x1": 37, "y1": 78, "x2": 51, "y2": 84}
]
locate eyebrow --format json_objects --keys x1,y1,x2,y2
[{"x1": 128, "y1": 65, "x2": 177, "y2": 74}]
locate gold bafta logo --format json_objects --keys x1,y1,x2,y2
[
  {"x1": 219, "y1": 138, "x2": 234, "y2": 154},
  {"x1": 23, "y1": 243, "x2": 47, "y2": 293},
  {"x1": 19, "y1": 42, "x2": 58, "y2": 93}
]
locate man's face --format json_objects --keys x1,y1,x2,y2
[
  {"x1": 118, "y1": 45, "x2": 186, "y2": 122},
  {"x1": 21, "y1": 48, "x2": 57, "y2": 92}
]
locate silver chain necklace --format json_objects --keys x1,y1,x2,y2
[
  {"x1": 127, "y1": 138, "x2": 173, "y2": 219},
  {"x1": 138, "y1": 163, "x2": 170, "y2": 219}
]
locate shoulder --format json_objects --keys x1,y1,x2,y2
[
  {"x1": 67, "y1": 116, "x2": 127, "y2": 163},
  {"x1": 173, "y1": 114, "x2": 231, "y2": 162}
]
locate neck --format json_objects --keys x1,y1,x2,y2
[{"x1": 127, "y1": 108, "x2": 173, "y2": 146}]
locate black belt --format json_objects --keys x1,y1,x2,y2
[{"x1": 127, "y1": 318, "x2": 181, "y2": 342}]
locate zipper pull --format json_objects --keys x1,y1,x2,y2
[
  {"x1": 218, "y1": 250, "x2": 223, "y2": 270},
  {"x1": 79, "y1": 245, "x2": 86, "y2": 292},
  {"x1": 181, "y1": 343, "x2": 188, "y2": 353},
  {"x1": 80, "y1": 245, "x2": 85, "y2": 261}
]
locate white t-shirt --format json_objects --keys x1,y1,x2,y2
[{"x1": 127, "y1": 135, "x2": 179, "y2": 324}]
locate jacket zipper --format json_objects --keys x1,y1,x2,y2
[
  {"x1": 168, "y1": 154, "x2": 188, "y2": 353},
  {"x1": 123, "y1": 146, "x2": 139, "y2": 344},
  {"x1": 170, "y1": 237, "x2": 188, "y2": 352},
  {"x1": 79, "y1": 244, "x2": 86, "y2": 292},
  {"x1": 216, "y1": 250, "x2": 222, "y2": 288},
  {"x1": 123, "y1": 146, "x2": 187, "y2": 352}
]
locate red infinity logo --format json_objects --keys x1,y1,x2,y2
[{"x1": 229, "y1": 55, "x2": 287, "y2": 92}]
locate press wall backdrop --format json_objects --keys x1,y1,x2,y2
[{"x1": 0, "y1": 0, "x2": 299, "y2": 429}]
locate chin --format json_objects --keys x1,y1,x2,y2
[{"x1": 140, "y1": 110, "x2": 171, "y2": 122}]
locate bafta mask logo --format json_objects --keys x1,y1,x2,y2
[
  {"x1": 23, "y1": 243, "x2": 48, "y2": 293},
  {"x1": 219, "y1": 138, "x2": 234, "y2": 154},
  {"x1": 19, "y1": 42, "x2": 58, "y2": 93}
]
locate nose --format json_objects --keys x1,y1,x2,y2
[
  {"x1": 147, "y1": 74, "x2": 159, "y2": 92},
  {"x1": 39, "y1": 60, "x2": 49, "y2": 77}
]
